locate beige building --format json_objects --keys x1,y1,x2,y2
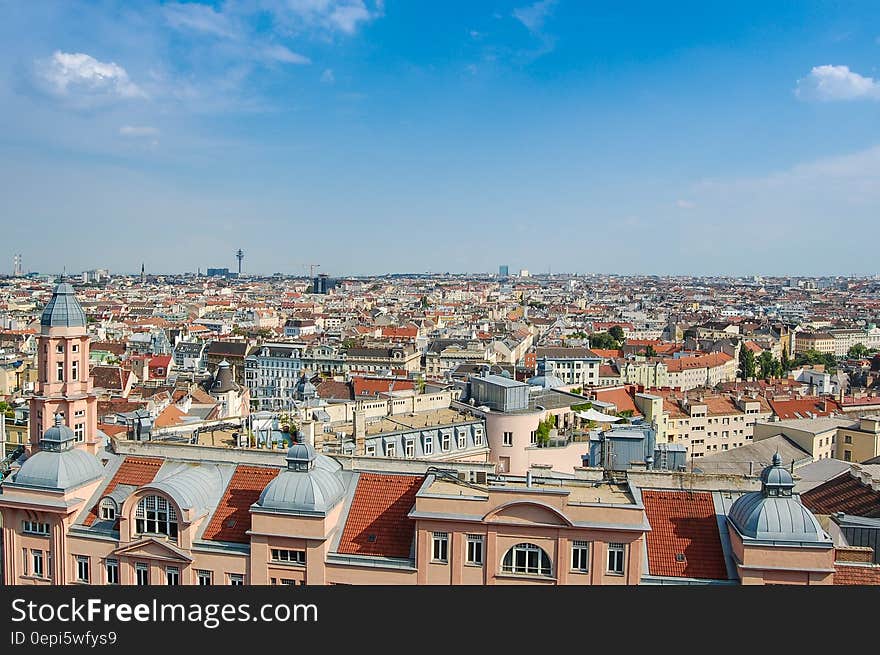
[
  {"x1": 636, "y1": 392, "x2": 772, "y2": 459},
  {"x1": 794, "y1": 331, "x2": 835, "y2": 355},
  {"x1": 751, "y1": 415, "x2": 880, "y2": 462}
]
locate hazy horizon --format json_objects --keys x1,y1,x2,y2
[{"x1": 3, "y1": 2, "x2": 880, "y2": 276}]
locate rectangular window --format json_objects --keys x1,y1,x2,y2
[
  {"x1": 844, "y1": 450, "x2": 852, "y2": 462},
  {"x1": 228, "y1": 574, "x2": 244, "y2": 586},
  {"x1": 22, "y1": 521, "x2": 50, "y2": 535},
  {"x1": 271, "y1": 549, "x2": 306, "y2": 565},
  {"x1": 74, "y1": 409, "x2": 85, "y2": 418},
  {"x1": 404, "y1": 440, "x2": 415, "y2": 458},
  {"x1": 365, "y1": 444, "x2": 376, "y2": 456},
  {"x1": 457, "y1": 432, "x2": 467, "y2": 449},
  {"x1": 441, "y1": 432, "x2": 451, "y2": 451},
  {"x1": 22, "y1": 548, "x2": 28, "y2": 577},
  {"x1": 607, "y1": 543, "x2": 625, "y2": 575},
  {"x1": 76, "y1": 556, "x2": 90, "y2": 583},
  {"x1": 74, "y1": 423, "x2": 85, "y2": 442},
  {"x1": 166, "y1": 567, "x2": 180, "y2": 586},
  {"x1": 474, "y1": 429, "x2": 483, "y2": 446},
  {"x1": 571, "y1": 541, "x2": 590, "y2": 572},
  {"x1": 503, "y1": 431, "x2": 513, "y2": 446},
  {"x1": 32, "y1": 550, "x2": 44, "y2": 578},
  {"x1": 72, "y1": 344, "x2": 79, "y2": 353},
  {"x1": 135, "y1": 563, "x2": 149, "y2": 586},
  {"x1": 106, "y1": 559, "x2": 119, "y2": 585},
  {"x1": 56, "y1": 344, "x2": 64, "y2": 354},
  {"x1": 423, "y1": 437, "x2": 434, "y2": 455},
  {"x1": 197, "y1": 570, "x2": 213, "y2": 586},
  {"x1": 466, "y1": 535, "x2": 483, "y2": 566},
  {"x1": 844, "y1": 435, "x2": 852, "y2": 444},
  {"x1": 385, "y1": 442, "x2": 396, "y2": 457},
  {"x1": 56, "y1": 361, "x2": 64, "y2": 382},
  {"x1": 71, "y1": 360, "x2": 79, "y2": 381},
  {"x1": 432, "y1": 532, "x2": 449, "y2": 563}
]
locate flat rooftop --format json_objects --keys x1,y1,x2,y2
[
  {"x1": 335, "y1": 407, "x2": 482, "y2": 437},
  {"x1": 757, "y1": 416, "x2": 858, "y2": 434},
  {"x1": 423, "y1": 476, "x2": 635, "y2": 505}
]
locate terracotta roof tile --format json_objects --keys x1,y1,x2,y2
[
  {"x1": 801, "y1": 473, "x2": 880, "y2": 517},
  {"x1": 833, "y1": 564, "x2": 880, "y2": 585},
  {"x1": 83, "y1": 456, "x2": 163, "y2": 526},
  {"x1": 203, "y1": 465, "x2": 280, "y2": 543},
  {"x1": 337, "y1": 473, "x2": 424, "y2": 559},
  {"x1": 642, "y1": 490, "x2": 728, "y2": 580}
]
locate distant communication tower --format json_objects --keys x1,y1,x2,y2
[
  {"x1": 236, "y1": 249, "x2": 245, "y2": 276},
  {"x1": 12, "y1": 254, "x2": 22, "y2": 276}
]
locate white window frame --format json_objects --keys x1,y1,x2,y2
[
  {"x1": 404, "y1": 439, "x2": 415, "y2": 458},
  {"x1": 271, "y1": 549, "x2": 306, "y2": 565},
  {"x1": 466, "y1": 535, "x2": 484, "y2": 566},
  {"x1": 135, "y1": 562, "x2": 149, "y2": 586},
  {"x1": 423, "y1": 436, "x2": 434, "y2": 456},
  {"x1": 75, "y1": 555, "x2": 90, "y2": 583},
  {"x1": 71, "y1": 360, "x2": 79, "y2": 381},
  {"x1": 441, "y1": 432, "x2": 451, "y2": 451},
  {"x1": 100, "y1": 498, "x2": 116, "y2": 521},
  {"x1": 457, "y1": 432, "x2": 467, "y2": 449},
  {"x1": 503, "y1": 431, "x2": 513, "y2": 446},
  {"x1": 197, "y1": 570, "x2": 213, "y2": 586},
  {"x1": 432, "y1": 532, "x2": 449, "y2": 563},
  {"x1": 106, "y1": 559, "x2": 119, "y2": 585},
  {"x1": 32, "y1": 550, "x2": 44, "y2": 578},
  {"x1": 571, "y1": 541, "x2": 590, "y2": 572},
  {"x1": 501, "y1": 543, "x2": 552, "y2": 577},
  {"x1": 22, "y1": 521, "x2": 50, "y2": 535},
  {"x1": 385, "y1": 442, "x2": 396, "y2": 457},
  {"x1": 607, "y1": 542, "x2": 626, "y2": 575},
  {"x1": 228, "y1": 573, "x2": 244, "y2": 586},
  {"x1": 166, "y1": 566, "x2": 180, "y2": 586},
  {"x1": 365, "y1": 443, "x2": 376, "y2": 457}
]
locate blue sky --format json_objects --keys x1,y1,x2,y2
[{"x1": 1, "y1": 0, "x2": 879, "y2": 277}]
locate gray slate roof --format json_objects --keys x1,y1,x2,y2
[{"x1": 40, "y1": 283, "x2": 87, "y2": 329}]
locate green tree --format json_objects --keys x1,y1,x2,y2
[
  {"x1": 848, "y1": 343, "x2": 869, "y2": 359},
  {"x1": 534, "y1": 419, "x2": 552, "y2": 446},
  {"x1": 781, "y1": 348, "x2": 791, "y2": 374},
  {"x1": 757, "y1": 351, "x2": 775, "y2": 379},
  {"x1": 643, "y1": 345, "x2": 657, "y2": 357},
  {"x1": 739, "y1": 347, "x2": 756, "y2": 380},
  {"x1": 608, "y1": 325, "x2": 625, "y2": 343},
  {"x1": 589, "y1": 332, "x2": 619, "y2": 350}
]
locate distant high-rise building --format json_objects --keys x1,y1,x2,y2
[
  {"x1": 519, "y1": 269, "x2": 530, "y2": 278},
  {"x1": 499, "y1": 265, "x2": 509, "y2": 277},
  {"x1": 312, "y1": 273, "x2": 337, "y2": 294},
  {"x1": 12, "y1": 254, "x2": 22, "y2": 276},
  {"x1": 141, "y1": 263, "x2": 146, "y2": 285},
  {"x1": 207, "y1": 268, "x2": 231, "y2": 278},
  {"x1": 236, "y1": 249, "x2": 244, "y2": 276}
]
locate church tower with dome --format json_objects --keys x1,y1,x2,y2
[{"x1": 28, "y1": 282, "x2": 100, "y2": 456}]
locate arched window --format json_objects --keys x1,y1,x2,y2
[
  {"x1": 99, "y1": 498, "x2": 117, "y2": 521},
  {"x1": 501, "y1": 543, "x2": 552, "y2": 576},
  {"x1": 135, "y1": 495, "x2": 178, "y2": 538}
]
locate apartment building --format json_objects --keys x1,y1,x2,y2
[
  {"x1": 794, "y1": 331, "x2": 835, "y2": 355},
  {"x1": 635, "y1": 391, "x2": 772, "y2": 459},
  {"x1": 753, "y1": 415, "x2": 880, "y2": 463},
  {"x1": 664, "y1": 352, "x2": 736, "y2": 391},
  {"x1": 534, "y1": 347, "x2": 601, "y2": 387}
]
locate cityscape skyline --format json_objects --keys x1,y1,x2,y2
[{"x1": 3, "y1": 1, "x2": 880, "y2": 275}]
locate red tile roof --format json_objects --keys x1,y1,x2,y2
[
  {"x1": 642, "y1": 490, "x2": 729, "y2": 580},
  {"x1": 352, "y1": 377, "x2": 415, "y2": 397},
  {"x1": 801, "y1": 473, "x2": 880, "y2": 518},
  {"x1": 337, "y1": 473, "x2": 424, "y2": 559},
  {"x1": 767, "y1": 396, "x2": 841, "y2": 420},
  {"x1": 833, "y1": 564, "x2": 880, "y2": 585},
  {"x1": 593, "y1": 387, "x2": 641, "y2": 416},
  {"x1": 83, "y1": 456, "x2": 164, "y2": 526},
  {"x1": 203, "y1": 465, "x2": 280, "y2": 543}
]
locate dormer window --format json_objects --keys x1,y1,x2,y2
[
  {"x1": 135, "y1": 495, "x2": 178, "y2": 538},
  {"x1": 100, "y1": 498, "x2": 117, "y2": 521}
]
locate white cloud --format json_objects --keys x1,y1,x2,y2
[
  {"x1": 119, "y1": 126, "x2": 160, "y2": 137},
  {"x1": 676, "y1": 199, "x2": 696, "y2": 209},
  {"x1": 265, "y1": 0, "x2": 382, "y2": 36},
  {"x1": 321, "y1": 68, "x2": 335, "y2": 83},
  {"x1": 795, "y1": 64, "x2": 880, "y2": 101},
  {"x1": 164, "y1": 2, "x2": 237, "y2": 38},
  {"x1": 513, "y1": 0, "x2": 556, "y2": 33},
  {"x1": 261, "y1": 44, "x2": 311, "y2": 64},
  {"x1": 35, "y1": 51, "x2": 145, "y2": 104}
]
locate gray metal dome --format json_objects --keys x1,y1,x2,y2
[
  {"x1": 526, "y1": 374, "x2": 565, "y2": 389},
  {"x1": 728, "y1": 454, "x2": 830, "y2": 544},
  {"x1": 257, "y1": 445, "x2": 345, "y2": 514},
  {"x1": 257, "y1": 468, "x2": 345, "y2": 514},
  {"x1": 12, "y1": 414, "x2": 104, "y2": 490},
  {"x1": 40, "y1": 283, "x2": 87, "y2": 329}
]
